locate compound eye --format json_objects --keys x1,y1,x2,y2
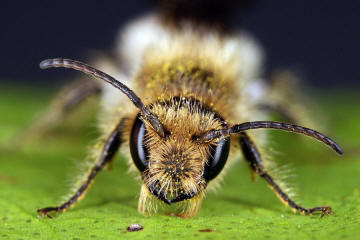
[
  {"x1": 130, "y1": 115, "x2": 149, "y2": 172},
  {"x1": 203, "y1": 137, "x2": 230, "y2": 181}
]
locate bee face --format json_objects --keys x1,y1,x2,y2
[{"x1": 130, "y1": 97, "x2": 230, "y2": 204}]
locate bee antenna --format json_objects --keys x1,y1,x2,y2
[
  {"x1": 197, "y1": 121, "x2": 344, "y2": 155},
  {"x1": 40, "y1": 58, "x2": 167, "y2": 138}
]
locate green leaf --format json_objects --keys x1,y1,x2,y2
[{"x1": 0, "y1": 86, "x2": 359, "y2": 240}]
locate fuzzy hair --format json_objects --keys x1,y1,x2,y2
[
  {"x1": 88, "y1": 13, "x2": 300, "y2": 217},
  {"x1": 138, "y1": 183, "x2": 205, "y2": 218}
]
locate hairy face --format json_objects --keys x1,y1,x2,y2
[
  {"x1": 144, "y1": 126, "x2": 210, "y2": 200},
  {"x1": 130, "y1": 97, "x2": 230, "y2": 204}
]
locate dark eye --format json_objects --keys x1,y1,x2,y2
[
  {"x1": 203, "y1": 137, "x2": 230, "y2": 181},
  {"x1": 130, "y1": 115, "x2": 149, "y2": 172}
]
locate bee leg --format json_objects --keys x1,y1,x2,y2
[
  {"x1": 258, "y1": 70, "x2": 320, "y2": 128},
  {"x1": 239, "y1": 132, "x2": 332, "y2": 217},
  {"x1": 37, "y1": 119, "x2": 124, "y2": 218},
  {"x1": 6, "y1": 79, "x2": 101, "y2": 148},
  {"x1": 30, "y1": 79, "x2": 101, "y2": 133}
]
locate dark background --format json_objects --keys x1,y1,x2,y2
[{"x1": 1, "y1": 0, "x2": 359, "y2": 88}]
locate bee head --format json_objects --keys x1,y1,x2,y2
[{"x1": 130, "y1": 97, "x2": 230, "y2": 204}]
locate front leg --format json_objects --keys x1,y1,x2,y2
[
  {"x1": 239, "y1": 132, "x2": 332, "y2": 217},
  {"x1": 3, "y1": 79, "x2": 101, "y2": 150},
  {"x1": 37, "y1": 119, "x2": 125, "y2": 218}
]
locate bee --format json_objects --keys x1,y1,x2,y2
[{"x1": 35, "y1": 1, "x2": 343, "y2": 218}]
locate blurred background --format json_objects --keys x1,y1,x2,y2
[
  {"x1": 0, "y1": 2, "x2": 359, "y2": 238},
  {"x1": 0, "y1": 0, "x2": 359, "y2": 88}
]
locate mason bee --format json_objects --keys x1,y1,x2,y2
[{"x1": 35, "y1": 1, "x2": 343, "y2": 218}]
